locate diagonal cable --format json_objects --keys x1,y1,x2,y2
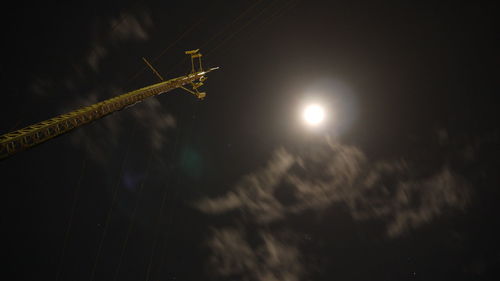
[{"x1": 88, "y1": 120, "x2": 139, "y2": 281}]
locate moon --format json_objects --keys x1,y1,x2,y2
[{"x1": 303, "y1": 104, "x2": 325, "y2": 126}]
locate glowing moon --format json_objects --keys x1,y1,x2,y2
[{"x1": 303, "y1": 104, "x2": 325, "y2": 126}]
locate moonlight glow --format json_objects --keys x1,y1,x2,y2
[{"x1": 303, "y1": 104, "x2": 325, "y2": 126}]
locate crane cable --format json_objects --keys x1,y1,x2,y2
[
  {"x1": 52, "y1": 3, "x2": 159, "y2": 280},
  {"x1": 86, "y1": 0, "x2": 301, "y2": 279},
  {"x1": 155, "y1": 100, "x2": 202, "y2": 281},
  {"x1": 83, "y1": 3, "x2": 214, "y2": 279},
  {"x1": 49, "y1": 2, "x2": 212, "y2": 280},
  {"x1": 122, "y1": 2, "x2": 269, "y2": 278},
  {"x1": 164, "y1": 0, "x2": 266, "y2": 77},
  {"x1": 88, "y1": 120, "x2": 139, "y2": 281},
  {"x1": 126, "y1": 15, "x2": 207, "y2": 84},
  {"x1": 141, "y1": 1, "x2": 279, "y2": 278},
  {"x1": 144, "y1": 1, "x2": 301, "y2": 280},
  {"x1": 60, "y1": 0, "x2": 295, "y2": 279},
  {"x1": 54, "y1": 155, "x2": 87, "y2": 281},
  {"x1": 83, "y1": 3, "x2": 215, "y2": 278},
  {"x1": 143, "y1": 101, "x2": 198, "y2": 281},
  {"x1": 199, "y1": 0, "x2": 265, "y2": 51},
  {"x1": 108, "y1": 1, "x2": 303, "y2": 280},
  {"x1": 205, "y1": 0, "x2": 282, "y2": 57},
  {"x1": 111, "y1": 143, "x2": 155, "y2": 281},
  {"x1": 206, "y1": 0, "x2": 301, "y2": 59},
  {"x1": 108, "y1": 3, "x2": 221, "y2": 280}
]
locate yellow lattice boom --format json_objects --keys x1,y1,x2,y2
[{"x1": 0, "y1": 50, "x2": 218, "y2": 160}]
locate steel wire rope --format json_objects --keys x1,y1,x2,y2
[
  {"x1": 76, "y1": 8, "x2": 175, "y2": 279},
  {"x1": 139, "y1": 2, "x2": 274, "y2": 276},
  {"x1": 228, "y1": 0, "x2": 301, "y2": 61},
  {"x1": 59, "y1": 1, "x2": 298, "y2": 280},
  {"x1": 143, "y1": 99, "x2": 194, "y2": 281},
  {"x1": 7, "y1": 4, "x2": 209, "y2": 281},
  {"x1": 199, "y1": 0, "x2": 265, "y2": 51},
  {"x1": 79, "y1": 3, "x2": 213, "y2": 279},
  {"x1": 111, "y1": 144, "x2": 155, "y2": 281},
  {"x1": 139, "y1": 2, "x2": 299, "y2": 279},
  {"x1": 125, "y1": 0, "x2": 225, "y2": 86},
  {"x1": 143, "y1": 44, "x2": 206, "y2": 280},
  {"x1": 86, "y1": 41, "x2": 190, "y2": 281},
  {"x1": 107, "y1": 3, "x2": 219, "y2": 278},
  {"x1": 9, "y1": 17, "x2": 203, "y2": 279},
  {"x1": 150, "y1": 3, "x2": 302, "y2": 278},
  {"x1": 135, "y1": 40, "x2": 206, "y2": 280},
  {"x1": 85, "y1": 6, "x2": 205, "y2": 270},
  {"x1": 54, "y1": 155, "x2": 87, "y2": 281},
  {"x1": 50, "y1": 7, "x2": 149, "y2": 279},
  {"x1": 166, "y1": 0, "x2": 279, "y2": 73},
  {"x1": 80, "y1": 6, "x2": 154, "y2": 277},
  {"x1": 200, "y1": 0, "x2": 301, "y2": 71},
  {"x1": 114, "y1": 43, "x2": 195, "y2": 281},
  {"x1": 139, "y1": 2, "x2": 283, "y2": 278},
  {"x1": 110, "y1": 28, "x2": 200, "y2": 281},
  {"x1": 97, "y1": 2, "x2": 273, "y2": 279},
  {"x1": 260, "y1": 0, "x2": 301, "y2": 26},
  {"x1": 88, "y1": 120, "x2": 139, "y2": 281},
  {"x1": 145, "y1": 99, "x2": 202, "y2": 281},
  {"x1": 236, "y1": 0, "x2": 302, "y2": 48},
  {"x1": 155, "y1": 100, "x2": 202, "y2": 281},
  {"x1": 126, "y1": 16, "x2": 207, "y2": 84},
  {"x1": 165, "y1": 0, "x2": 267, "y2": 74},
  {"x1": 205, "y1": 0, "x2": 284, "y2": 58}
]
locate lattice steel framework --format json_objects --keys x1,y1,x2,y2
[{"x1": 0, "y1": 50, "x2": 218, "y2": 160}]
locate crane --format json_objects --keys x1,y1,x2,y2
[{"x1": 0, "y1": 49, "x2": 219, "y2": 160}]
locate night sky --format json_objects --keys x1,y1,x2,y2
[{"x1": 1, "y1": 1, "x2": 499, "y2": 280}]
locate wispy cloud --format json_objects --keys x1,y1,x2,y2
[
  {"x1": 30, "y1": 78, "x2": 53, "y2": 97},
  {"x1": 197, "y1": 136, "x2": 471, "y2": 279},
  {"x1": 197, "y1": 148, "x2": 295, "y2": 223},
  {"x1": 197, "y1": 137, "x2": 470, "y2": 236},
  {"x1": 129, "y1": 97, "x2": 176, "y2": 151},
  {"x1": 45, "y1": 10, "x2": 177, "y2": 164},
  {"x1": 87, "y1": 44, "x2": 108, "y2": 72},
  {"x1": 87, "y1": 11, "x2": 153, "y2": 72},
  {"x1": 110, "y1": 12, "x2": 153, "y2": 41},
  {"x1": 61, "y1": 88, "x2": 175, "y2": 165},
  {"x1": 207, "y1": 227, "x2": 303, "y2": 281}
]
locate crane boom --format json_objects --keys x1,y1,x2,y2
[{"x1": 0, "y1": 50, "x2": 218, "y2": 160}]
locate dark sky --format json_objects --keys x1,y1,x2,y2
[{"x1": 1, "y1": 1, "x2": 499, "y2": 281}]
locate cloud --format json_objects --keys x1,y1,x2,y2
[
  {"x1": 47, "y1": 10, "x2": 175, "y2": 164},
  {"x1": 31, "y1": 78, "x2": 53, "y2": 97},
  {"x1": 197, "y1": 148, "x2": 295, "y2": 222},
  {"x1": 110, "y1": 12, "x2": 153, "y2": 41},
  {"x1": 207, "y1": 228, "x2": 303, "y2": 281},
  {"x1": 87, "y1": 11, "x2": 153, "y2": 71},
  {"x1": 384, "y1": 168, "x2": 469, "y2": 236},
  {"x1": 197, "y1": 137, "x2": 471, "y2": 280},
  {"x1": 61, "y1": 92, "x2": 121, "y2": 164},
  {"x1": 197, "y1": 137, "x2": 470, "y2": 236},
  {"x1": 129, "y1": 97, "x2": 176, "y2": 151},
  {"x1": 87, "y1": 44, "x2": 108, "y2": 72},
  {"x1": 61, "y1": 88, "x2": 175, "y2": 165}
]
